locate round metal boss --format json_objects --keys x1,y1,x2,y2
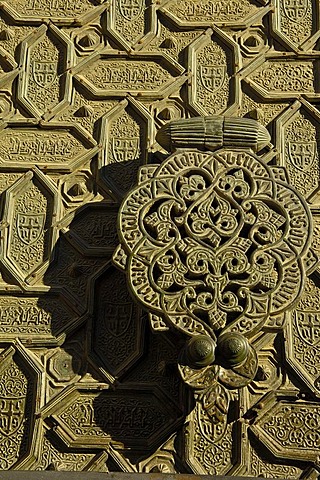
[
  {"x1": 186, "y1": 335, "x2": 216, "y2": 368},
  {"x1": 217, "y1": 333, "x2": 249, "y2": 366}
]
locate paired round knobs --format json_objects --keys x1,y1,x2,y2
[{"x1": 186, "y1": 332, "x2": 250, "y2": 368}]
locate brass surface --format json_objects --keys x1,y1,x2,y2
[{"x1": 0, "y1": 0, "x2": 319, "y2": 478}]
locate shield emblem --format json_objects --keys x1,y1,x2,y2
[
  {"x1": 102, "y1": 302, "x2": 133, "y2": 337},
  {"x1": 288, "y1": 141, "x2": 316, "y2": 171},
  {"x1": 119, "y1": 0, "x2": 143, "y2": 21},
  {"x1": 283, "y1": 0, "x2": 308, "y2": 22},
  {"x1": 0, "y1": 398, "x2": 24, "y2": 436},
  {"x1": 32, "y1": 61, "x2": 57, "y2": 89},
  {"x1": 112, "y1": 137, "x2": 140, "y2": 162},
  {"x1": 294, "y1": 310, "x2": 320, "y2": 346},
  {"x1": 16, "y1": 213, "x2": 45, "y2": 245},
  {"x1": 200, "y1": 65, "x2": 226, "y2": 93}
]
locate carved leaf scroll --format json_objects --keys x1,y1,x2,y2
[
  {"x1": 114, "y1": 146, "x2": 313, "y2": 340},
  {"x1": 0, "y1": 0, "x2": 320, "y2": 474}
]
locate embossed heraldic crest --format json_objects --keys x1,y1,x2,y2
[{"x1": 113, "y1": 115, "x2": 316, "y2": 428}]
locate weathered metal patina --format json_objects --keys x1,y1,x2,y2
[
  {"x1": 113, "y1": 116, "x2": 317, "y2": 468},
  {"x1": 0, "y1": 0, "x2": 319, "y2": 477}
]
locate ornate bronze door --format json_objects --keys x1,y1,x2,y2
[{"x1": 0, "y1": 0, "x2": 319, "y2": 478}]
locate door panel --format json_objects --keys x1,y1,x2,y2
[{"x1": 0, "y1": 1, "x2": 319, "y2": 478}]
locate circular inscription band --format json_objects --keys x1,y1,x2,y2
[{"x1": 114, "y1": 148, "x2": 313, "y2": 341}]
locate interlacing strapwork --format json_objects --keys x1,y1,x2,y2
[{"x1": 0, "y1": 0, "x2": 320, "y2": 475}]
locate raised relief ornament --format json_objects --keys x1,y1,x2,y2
[
  {"x1": 200, "y1": 65, "x2": 226, "y2": 93},
  {"x1": 283, "y1": 0, "x2": 308, "y2": 22},
  {"x1": 113, "y1": 115, "x2": 315, "y2": 440},
  {"x1": 114, "y1": 116, "x2": 313, "y2": 338},
  {"x1": 119, "y1": 0, "x2": 143, "y2": 21}
]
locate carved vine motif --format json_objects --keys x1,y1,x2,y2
[
  {"x1": 1, "y1": 0, "x2": 320, "y2": 471},
  {"x1": 113, "y1": 116, "x2": 315, "y2": 449},
  {"x1": 114, "y1": 148, "x2": 313, "y2": 339}
]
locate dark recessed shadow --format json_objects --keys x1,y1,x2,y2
[{"x1": 36, "y1": 173, "x2": 191, "y2": 462}]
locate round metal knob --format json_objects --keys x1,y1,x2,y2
[
  {"x1": 217, "y1": 332, "x2": 249, "y2": 366},
  {"x1": 186, "y1": 335, "x2": 216, "y2": 368}
]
